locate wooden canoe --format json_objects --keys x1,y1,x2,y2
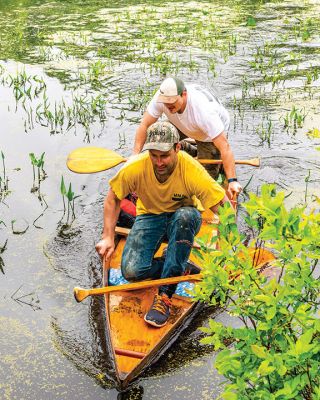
[
  {"x1": 102, "y1": 209, "x2": 219, "y2": 389},
  {"x1": 102, "y1": 210, "x2": 275, "y2": 389}
]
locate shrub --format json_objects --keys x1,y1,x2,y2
[{"x1": 194, "y1": 184, "x2": 320, "y2": 400}]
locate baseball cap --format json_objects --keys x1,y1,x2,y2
[
  {"x1": 157, "y1": 77, "x2": 186, "y2": 104},
  {"x1": 143, "y1": 121, "x2": 180, "y2": 152}
]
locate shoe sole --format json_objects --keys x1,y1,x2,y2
[{"x1": 144, "y1": 315, "x2": 168, "y2": 328}]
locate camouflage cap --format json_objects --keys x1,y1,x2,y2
[{"x1": 143, "y1": 121, "x2": 180, "y2": 152}]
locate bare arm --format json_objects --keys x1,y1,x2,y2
[
  {"x1": 95, "y1": 189, "x2": 121, "y2": 259},
  {"x1": 209, "y1": 194, "x2": 231, "y2": 214},
  {"x1": 133, "y1": 111, "x2": 158, "y2": 154},
  {"x1": 212, "y1": 132, "x2": 242, "y2": 197}
]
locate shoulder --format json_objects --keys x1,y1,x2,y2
[
  {"x1": 178, "y1": 151, "x2": 205, "y2": 170},
  {"x1": 147, "y1": 90, "x2": 164, "y2": 116},
  {"x1": 115, "y1": 153, "x2": 148, "y2": 177},
  {"x1": 123, "y1": 152, "x2": 148, "y2": 170}
]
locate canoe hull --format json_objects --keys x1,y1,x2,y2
[{"x1": 103, "y1": 211, "x2": 218, "y2": 389}]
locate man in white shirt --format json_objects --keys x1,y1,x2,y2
[{"x1": 133, "y1": 77, "x2": 242, "y2": 197}]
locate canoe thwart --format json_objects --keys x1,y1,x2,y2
[{"x1": 115, "y1": 347, "x2": 146, "y2": 359}]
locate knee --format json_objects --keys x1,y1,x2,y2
[
  {"x1": 121, "y1": 250, "x2": 139, "y2": 281},
  {"x1": 175, "y1": 207, "x2": 201, "y2": 229},
  {"x1": 121, "y1": 261, "x2": 138, "y2": 281}
]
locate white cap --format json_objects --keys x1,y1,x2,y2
[{"x1": 157, "y1": 77, "x2": 186, "y2": 104}]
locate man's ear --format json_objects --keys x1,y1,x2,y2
[{"x1": 175, "y1": 142, "x2": 181, "y2": 152}]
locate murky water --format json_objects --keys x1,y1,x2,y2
[{"x1": 0, "y1": 0, "x2": 319, "y2": 398}]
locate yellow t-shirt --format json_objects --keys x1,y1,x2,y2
[{"x1": 109, "y1": 151, "x2": 225, "y2": 215}]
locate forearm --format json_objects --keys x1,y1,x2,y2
[
  {"x1": 133, "y1": 124, "x2": 147, "y2": 154},
  {"x1": 220, "y1": 144, "x2": 237, "y2": 180},
  {"x1": 209, "y1": 195, "x2": 231, "y2": 214},
  {"x1": 101, "y1": 190, "x2": 121, "y2": 240},
  {"x1": 133, "y1": 112, "x2": 158, "y2": 154}
]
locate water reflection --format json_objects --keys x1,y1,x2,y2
[{"x1": 0, "y1": 0, "x2": 319, "y2": 398}]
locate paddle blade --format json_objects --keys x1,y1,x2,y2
[{"x1": 67, "y1": 147, "x2": 126, "y2": 173}]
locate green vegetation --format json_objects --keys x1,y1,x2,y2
[
  {"x1": 29, "y1": 152, "x2": 46, "y2": 191},
  {"x1": 195, "y1": 185, "x2": 320, "y2": 400},
  {"x1": 282, "y1": 106, "x2": 307, "y2": 133},
  {"x1": 0, "y1": 238, "x2": 8, "y2": 274},
  {"x1": 0, "y1": 150, "x2": 10, "y2": 202},
  {"x1": 60, "y1": 176, "x2": 79, "y2": 225}
]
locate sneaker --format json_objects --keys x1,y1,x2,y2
[{"x1": 144, "y1": 293, "x2": 172, "y2": 328}]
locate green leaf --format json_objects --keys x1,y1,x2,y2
[
  {"x1": 29, "y1": 152, "x2": 37, "y2": 165},
  {"x1": 251, "y1": 344, "x2": 267, "y2": 359},
  {"x1": 258, "y1": 360, "x2": 276, "y2": 376},
  {"x1": 266, "y1": 306, "x2": 277, "y2": 320},
  {"x1": 222, "y1": 392, "x2": 238, "y2": 400},
  {"x1": 246, "y1": 15, "x2": 256, "y2": 27},
  {"x1": 60, "y1": 176, "x2": 66, "y2": 196},
  {"x1": 254, "y1": 294, "x2": 275, "y2": 305},
  {"x1": 67, "y1": 183, "x2": 74, "y2": 201}
]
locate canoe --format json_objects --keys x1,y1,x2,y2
[
  {"x1": 102, "y1": 207, "x2": 276, "y2": 390},
  {"x1": 102, "y1": 209, "x2": 219, "y2": 390}
]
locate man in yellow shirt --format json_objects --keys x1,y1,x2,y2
[{"x1": 96, "y1": 121, "x2": 230, "y2": 328}]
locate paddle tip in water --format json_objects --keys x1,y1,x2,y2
[{"x1": 74, "y1": 286, "x2": 88, "y2": 303}]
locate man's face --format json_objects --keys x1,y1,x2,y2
[
  {"x1": 149, "y1": 145, "x2": 180, "y2": 179},
  {"x1": 163, "y1": 92, "x2": 186, "y2": 114}
]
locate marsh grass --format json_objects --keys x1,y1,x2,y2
[
  {"x1": 282, "y1": 106, "x2": 307, "y2": 133},
  {"x1": 0, "y1": 238, "x2": 8, "y2": 274},
  {"x1": 60, "y1": 176, "x2": 79, "y2": 226},
  {"x1": 0, "y1": 150, "x2": 10, "y2": 202},
  {"x1": 29, "y1": 152, "x2": 46, "y2": 191}
]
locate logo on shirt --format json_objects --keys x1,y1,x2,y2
[{"x1": 172, "y1": 193, "x2": 188, "y2": 201}]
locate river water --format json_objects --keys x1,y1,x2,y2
[{"x1": 0, "y1": 0, "x2": 319, "y2": 399}]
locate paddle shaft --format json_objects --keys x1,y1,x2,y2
[
  {"x1": 116, "y1": 158, "x2": 260, "y2": 167},
  {"x1": 74, "y1": 273, "x2": 202, "y2": 302}
]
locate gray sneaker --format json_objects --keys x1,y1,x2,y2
[{"x1": 144, "y1": 293, "x2": 172, "y2": 328}]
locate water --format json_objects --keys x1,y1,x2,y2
[{"x1": 0, "y1": 0, "x2": 319, "y2": 398}]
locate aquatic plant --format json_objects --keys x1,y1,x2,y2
[
  {"x1": 60, "y1": 176, "x2": 79, "y2": 225},
  {"x1": 255, "y1": 115, "x2": 273, "y2": 147},
  {"x1": 195, "y1": 184, "x2": 320, "y2": 400},
  {"x1": 283, "y1": 106, "x2": 307, "y2": 132},
  {"x1": 0, "y1": 238, "x2": 8, "y2": 274},
  {"x1": 0, "y1": 150, "x2": 10, "y2": 202},
  {"x1": 29, "y1": 152, "x2": 46, "y2": 191}
]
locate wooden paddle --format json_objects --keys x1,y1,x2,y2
[
  {"x1": 74, "y1": 273, "x2": 202, "y2": 303},
  {"x1": 67, "y1": 147, "x2": 260, "y2": 173}
]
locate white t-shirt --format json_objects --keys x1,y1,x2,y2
[{"x1": 147, "y1": 84, "x2": 230, "y2": 142}]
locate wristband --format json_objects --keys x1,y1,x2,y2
[{"x1": 228, "y1": 178, "x2": 238, "y2": 183}]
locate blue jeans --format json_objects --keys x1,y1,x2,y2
[{"x1": 121, "y1": 207, "x2": 202, "y2": 297}]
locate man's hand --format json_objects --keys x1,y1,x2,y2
[
  {"x1": 95, "y1": 237, "x2": 115, "y2": 259},
  {"x1": 227, "y1": 180, "x2": 242, "y2": 199}
]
